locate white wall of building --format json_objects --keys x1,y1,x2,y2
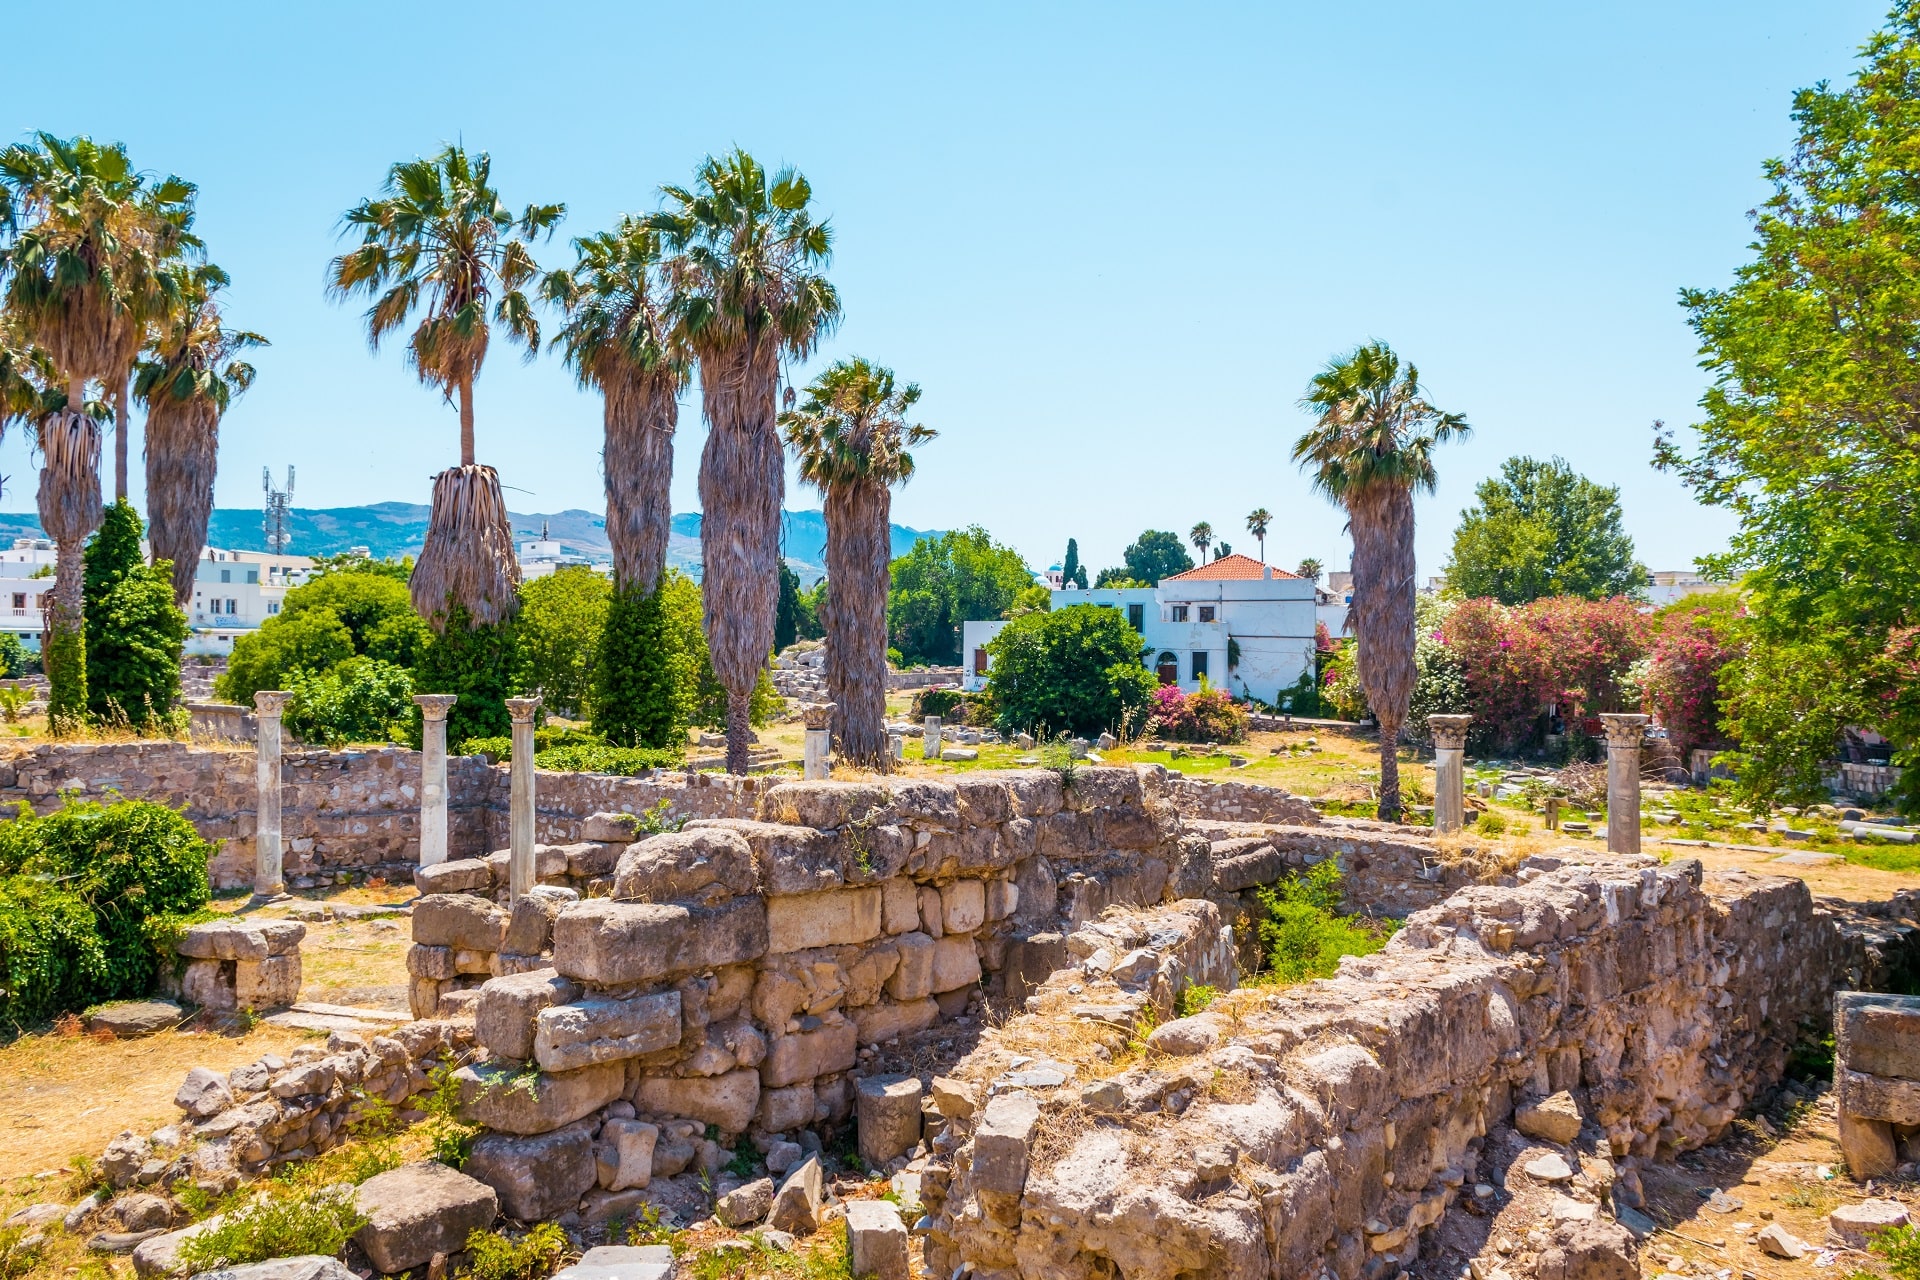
[
  {"x1": 960, "y1": 619, "x2": 1008, "y2": 692},
  {"x1": 186, "y1": 548, "x2": 317, "y2": 655}
]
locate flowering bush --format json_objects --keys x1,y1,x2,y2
[
  {"x1": 1319, "y1": 640, "x2": 1369, "y2": 722},
  {"x1": 1640, "y1": 592, "x2": 1745, "y2": 758},
  {"x1": 1148, "y1": 681, "x2": 1250, "y2": 743},
  {"x1": 1440, "y1": 595, "x2": 1649, "y2": 752}
]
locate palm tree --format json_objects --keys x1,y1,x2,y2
[
  {"x1": 543, "y1": 217, "x2": 689, "y2": 597},
  {"x1": 136, "y1": 265, "x2": 266, "y2": 605},
  {"x1": 1246, "y1": 508, "x2": 1272, "y2": 564},
  {"x1": 1190, "y1": 521, "x2": 1213, "y2": 562},
  {"x1": 782, "y1": 358, "x2": 934, "y2": 769},
  {"x1": 110, "y1": 177, "x2": 201, "y2": 505},
  {"x1": 1294, "y1": 341, "x2": 1468, "y2": 821},
  {"x1": 1295, "y1": 556, "x2": 1324, "y2": 584},
  {"x1": 650, "y1": 151, "x2": 840, "y2": 773},
  {"x1": 327, "y1": 145, "x2": 563, "y2": 630},
  {"x1": 1215, "y1": 541, "x2": 1232, "y2": 560}
]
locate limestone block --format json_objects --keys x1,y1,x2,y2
[
  {"x1": 1003, "y1": 771, "x2": 1064, "y2": 818},
  {"x1": 1146, "y1": 1016, "x2": 1219, "y2": 1057},
  {"x1": 1841, "y1": 992, "x2": 1920, "y2": 1080},
  {"x1": 1037, "y1": 811, "x2": 1092, "y2": 858},
  {"x1": 1831, "y1": 1197, "x2": 1910, "y2": 1248},
  {"x1": 234, "y1": 955, "x2": 301, "y2": 1009},
  {"x1": 552, "y1": 1246, "x2": 674, "y2": 1280},
  {"x1": 880, "y1": 878, "x2": 919, "y2": 934},
  {"x1": 412, "y1": 894, "x2": 509, "y2": 952},
  {"x1": 929, "y1": 1077, "x2": 977, "y2": 1120},
  {"x1": 475, "y1": 969, "x2": 582, "y2": 1062},
  {"x1": 688, "y1": 819, "x2": 840, "y2": 896},
  {"x1": 553, "y1": 897, "x2": 768, "y2": 985},
  {"x1": 455, "y1": 949, "x2": 493, "y2": 975},
  {"x1": 175, "y1": 1067, "x2": 232, "y2": 1119},
  {"x1": 406, "y1": 945, "x2": 457, "y2": 980},
  {"x1": 560, "y1": 842, "x2": 624, "y2": 879},
  {"x1": 856, "y1": 1075, "x2": 924, "y2": 1167},
  {"x1": 974, "y1": 1092, "x2": 1040, "y2": 1195},
  {"x1": 1841, "y1": 1069, "x2": 1920, "y2": 1125},
  {"x1": 953, "y1": 777, "x2": 1012, "y2": 826},
  {"x1": 612, "y1": 828, "x2": 758, "y2": 902},
  {"x1": 1517, "y1": 1091, "x2": 1585, "y2": 1145},
  {"x1": 917, "y1": 885, "x2": 943, "y2": 938},
  {"x1": 930, "y1": 935, "x2": 981, "y2": 993},
  {"x1": 408, "y1": 976, "x2": 442, "y2": 1021},
  {"x1": 466, "y1": 1125, "x2": 596, "y2": 1221},
  {"x1": 1840, "y1": 1109, "x2": 1900, "y2": 1180},
  {"x1": 765, "y1": 888, "x2": 883, "y2": 952},
  {"x1": 758, "y1": 1082, "x2": 816, "y2": 1132},
  {"x1": 887, "y1": 932, "x2": 935, "y2": 1002},
  {"x1": 582, "y1": 812, "x2": 643, "y2": 842},
  {"x1": 598, "y1": 1119, "x2": 658, "y2": 1192},
  {"x1": 635, "y1": 1067, "x2": 761, "y2": 1134},
  {"x1": 715, "y1": 1177, "x2": 774, "y2": 1228},
  {"x1": 986, "y1": 879, "x2": 1018, "y2": 922},
  {"x1": 181, "y1": 958, "x2": 234, "y2": 1011},
  {"x1": 177, "y1": 919, "x2": 306, "y2": 962},
  {"x1": 1013, "y1": 855, "x2": 1058, "y2": 925},
  {"x1": 853, "y1": 997, "x2": 939, "y2": 1046},
  {"x1": 1003, "y1": 933, "x2": 1068, "y2": 1002},
  {"x1": 1001, "y1": 817, "x2": 1037, "y2": 859},
  {"x1": 454, "y1": 1060, "x2": 624, "y2": 1135},
  {"x1": 941, "y1": 880, "x2": 987, "y2": 934},
  {"x1": 414, "y1": 858, "x2": 493, "y2": 895},
  {"x1": 846, "y1": 1199, "x2": 909, "y2": 1280},
  {"x1": 758, "y1": 781, "x2": 891, "y2": 830},
  {"x1": 534, "y1": 991, "x2": 683, "y2": 1073},
  {"x1": 352, "y1": 1161, "x2": 499, "y2": 1274},
  {"x1": 767, "y1": 1156, "x2": 823, "y2": 1234},
  {"x1": 762, "y1": 1015, "x2": 858, "y2": 1088},
  {"x1": 502, "y1": 893, "x2": 564, "y2": 956}
]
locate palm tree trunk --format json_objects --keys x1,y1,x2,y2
[
  {"x1": 458, "y1": 376, "x2": 476, "y2": 468},
  {"x1": 145, "y1": 398, "x2": 219, "y2": 606},
  {"x1": 697, "y1": 336, "x2": 783, "y2": 774},
  {"x1": 825, "y1": 476, "x2": 890, "y2": 769},
  {"x1": 39, "y1": 384, "x2": 103, "y2": 730},
  {"x1": 604, "y1": 372, "x2": 678, "y2": 596},
  {"x1": 1348, "y1": 486, "x2": 1418, "y2": 823},
  {"x1": 113, "y1": 376, "x2": 130, "y2": 503}
]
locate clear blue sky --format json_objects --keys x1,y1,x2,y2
[{"x1": 0, "y1": 0, "x2": 1890, "y2": 579}]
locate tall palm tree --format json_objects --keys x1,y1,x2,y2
[
  {"x1": 543, "y1": 217, "x2": 689, "y2": 597},
  {"x1": 1190, "y1": 521, "x2": 1213, "y2": 562},
  {"x1": 1246, "y1": 508, "x2": 1272, "y2": 564},
  {"x1": 327, "y1": 144, "x2": 563, "y2": 630},
  {"x1": 1294, "y1": 341, "x2": 1468, "y2": 821},
  {"x1": 650, "y1": 150, "x2": 840, "y2": 773},
  {"x1": 137, "y1": 265, "x2": 266, "y2": 605},
  {"x1": 1295, "y1": 556, "x2": 1324, "y2": 584},
  {"x1": 109, "y1": 177, "x2": 201, "y2": 505},
  {"x1": 0, "y1": 134, "x2": 169, "y2": 726},
  {"x1": 782, "y1": 358, "x2": 934, "y2": 768}
]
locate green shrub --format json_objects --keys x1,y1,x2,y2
[
  {"x1": 1254, "y1": 862, "x2": 1392, "y2": 984},
  {"x1": 986, "y1": 604, "x2": 1157, "y2": 738},
  {"x1": 595, "y1": 582, "x2": 682, "y2": 748},
  {"x1": 220, "y1": 563, "x2": 431, "y2": 704},
  {"x1": 284, "y1": 656, "x2": 415, "y2": 747},
  {"x1": 0, "y1": 876, "x2": 109, "y2": 1023},
  {"x1": 911, "y1": 688, "x2": 994, "y2": 726},
  {"x1": 83, "y1": 501, "x2": 188, "y2": 729},
  {"x1": 412, "y1": 609, "x2": 523, "y2": 747},
  {"x1": 1476, "y1": 810, "x2": 1508, "y2": 835},
  {"x1": 521, "y1": 567, "x2": 610, "y2": 719},
  {"x1": 463, "y1": 1223, "x2": 567, "y2": 1280},
  {"x1": 174, "y1": 1188, "x2": 365, "y2": 1272},
  {"x1": 534, "y1": 744, "x2": 683, "y2": 776},
  {"x1": 0, "y1": 633, "x2": 25, "y2": 681},
  {"x1": 1871, "y1": 1223, "x2": 1920, "y2": 1278},
  {"x1": 0, "y1": 1223, "x2": 45, "y2": 1280}
]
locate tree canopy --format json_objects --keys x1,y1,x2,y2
[
  {"x1": 1114, "y1": 529, "x2": 1193, "y2": 585},
  {"x1": 1444, "y1": 456, "x2": 1645, "y2": 604},
  {"x1": 985, "y1": 603, "x2": 1156, "y2": 738},
  {"x1": 887, "y1": 527, "x2": 1032, "y2": 665}
]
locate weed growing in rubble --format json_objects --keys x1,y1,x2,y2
[
  {"x1": 464, "y1": 1223, "x2": 567, "y2": 1280},
  {"x1": 422, "y1": 1059, "x2": 480, "y2": 1167},
  {"x1": 619, "y1": 1205, "x2": 677, "y2": 1247},
  {"x1": 1867, "y1": 1223, "x2": 1920, "y2": 1278},
  {"x1": 1174, "y1": 984, "x2": 1218, "y2": 1017},
  {"x1": 1253, "y1": 862, "x2": 1393, "y2": 984},
  {"x1": 175, "y1": 1188, "x2": 366, "y2": 1272},
  {"x1": 0, "y1": 1225, "x2": 44, "y2": 1280}
]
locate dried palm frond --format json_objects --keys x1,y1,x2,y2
[
  {"x1": 35, "y1": 410, "x2": 103, "y2": 545},
  {"x1": 411, "y1": 463, "x2": 520, "y2": 630}
]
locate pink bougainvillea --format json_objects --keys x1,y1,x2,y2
[
  {"x1": 1443, "y1": 596, "x2": 1650, "y2": 751},
  {"x1": 1641, "y1": 593, "x2": 1745, "y2": 757},
  {"x1": 1148, "y1": 682, "x2": 1251, "y2": 743}
]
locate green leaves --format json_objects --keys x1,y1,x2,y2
[
  {"x1": 1443, "y1": 456, "x2": 1646, "y2": 604},
  {"x1": 1294, "y1": 340, "x2": 1468, "y2": 503},
  {"x1": 985, "y1": 602, "x2": 1155, "y2": 738}
]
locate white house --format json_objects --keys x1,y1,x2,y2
[
  {"x1": 963, "y1": 554, "x2": 1318, "y2": 705},
  {"x1": 1645, "y1": 570, "x2": 1729, "y2": 608},
  {"x1": 186, "y1": 547, "x2": 317, "y2": 654},
  {"x1": 0, "y1": 538, "x2": 56, "y2": 649},
  {"x1": 517, "y1": 524, "x2": 595, "y2": 580}
]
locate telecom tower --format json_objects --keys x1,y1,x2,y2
[{"x1": 263, "y1": 466, "x2": 295, "y2": 554}]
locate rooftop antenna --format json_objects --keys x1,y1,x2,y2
[{"x1": 263, "y1": 466, "x2": 294, "y2": 553}]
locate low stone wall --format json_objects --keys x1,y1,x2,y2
[
  {"x1": 921, "y1": 856, "x2": 1855, "y2": 1279},
  {"x1": 1149, "y1": 769, "x2": 1321, "y2": 826},
  {"x1": 490, "y1": 768, "x2": 763, "y2": 849}
]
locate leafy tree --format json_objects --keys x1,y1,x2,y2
[
  {"x1": 1121, "y1": 530, "x2": 1194, "y2": 585},
  {"x1": 596, "y1": 582, "x2": 679, "y2": 748},
  {"x1": 1662, "y1": 5, "x2": 1920, "y2": 811},
  {"x1": 414, "y1": 607, "x2": 521, "y2": 746},
  {"x1": 1092, "y1": 569, "x2": 1147, "y2": 588},
  {"x1": 308, "y1": 552, "x2": 411, "y2": 582},
  {"x1": 887, "y1": 527, "x2": 1032, "y2": 665},
  {"x1": 775, "y1": 562, "x2": 803, "y2": 652},
  {"x1": 284, "y1": 657, "x2": 415, "y2": 747},
  {"x1": 1060, "y1": 538, "x2": 1087, "y2": 590},
  {"x1": 519, "y1": 566, "x2": 610, "y2": 718},
  {"x1": 985, "y1": 603, "x2": 1156, "y2": 738},
  {"x1": 795, "y1": 578, "x2": 827, "y2": 640},
  {"x1": 219, "y1": 563, "x2": 426, "y2": 702},
  {"x1": 1444, "y1": 456, "x2": 1645, "y2": 604},
  {"x1": 1007, "y1": 585, "x2": 1052, "y2": 617},
  {"x1": 220, "y1": 613, "x2": 356, "y2": 704},
  {"x1": 82, "y1": 500, "x2": 186, "y2": 727}
]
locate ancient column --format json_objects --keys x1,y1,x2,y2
[
  {"x1": 252, "y1": 691, "x2": 291, "y2": 899},
  {"x1": 1600, "y1": 713, "x2": 1649, "y2": 855},
  {"x1": 506, "y1": 696, "x2": 543, "y2": 900},
  {"x1": 924, "y1": 716, "x2": 943, "y2": 760},
  {"x1": 1427, "y1": 714, "x2": 1472, "y2": 835},
  {"x1": 802, "y1": 702, "x2": 835, "y2": 780},
  {"x1": 413, "y1": 694, "x2": 458, "y2": 868}
]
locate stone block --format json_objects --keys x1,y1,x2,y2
[
  {"x1": 1516, "y1": 1091, "x2": 1585, "y2": 1145},
  {"x1": 758, "y1": 782, "x2": 891, "y2": 830},
  {"x1": 612, "y1": 828, "x2": 758, "y2": 902},
  {"x1": 409, "y1": 976, "x2": 443, "y2": 1021},
  {"x1": 1004, "y1": 771, "x2": 1065, "y2": 818},
  {"x1": 581, "y1": 812, "x2": 643, "y2": 842},
  {"x1": 598, "y1": 1119, "x2": 658, "y2": 1192},
  {"x1": 1831, "y1": 1198, "x2": 1910, "y2": 1249},
  {"x1": 502, "y1": 893, "x2": 564, "y2": 956},
  {"x1": 691, "y1": 819, "x2": 840, "y2": 896},
  {"x1": 170, "y1": 1260, "x2": 353, "y2": 1280},
  {"x1": 466, "y1": 1125, "x2": 596, "y2": 1221},
  {"x1": 887, "y1": 932, "x2": 935, "y2": 1002},
  {"x1": 917, "y1": 885, "x2": 943, "y2": 938},
  {"x1": 953, "y1": 777, "x2": 1012, "y2": 826},
  {"x1": 762, "y1": 1015, "x2": 859, "y2": 1088},
  {"x1": 181, "y1": 959, "x2": 233, "y2": 1011},
  {"x1": 560, "y1": 842, "x2": 624, "y2": 879},
  {"x1": 454, "y1": 1060, "x2": 624, "y2": 1135},
  {"x1": 856, "y1": 1075, "x2": 924, "y2": 1167},
  {"x1": 853, "y1": 997, "x2": 939, "y2": 1046},
  {"x1": 1037, "y1": 811, "x2": 1091, "y2": 858},
  {"x1": 765, "y1": 888, "x2": 883, "y2": 952},
  {"x1": 534, "y1": 991, "x2": 683, "y2": 1073},
  {"x1": 551, "y1": 1246, "x2": 675, "y2": 1280},
  {"x1": 941, "y1": 880, "x2": 986, "y2": 934},
  {"x1": 476, "y1": 969, "x2": 581, "y2": 1062},
  {"x1": 176, "y1": 919, "x2": 306, "y2": 962},
  {"x1": 86, "y1": 1000, "x2": 183, "y2": 1039},
  {"x1": 553, "y1": 897, "x2": 768, "y2": 985},
  {"x1": 234, "y1": 955, "x2": 301, "y2": 1009},
  {"x1": 406, "y1": 945, "x2": 457, "y2": 980},
  {"x1": 846, "y1": 1199, "x2": 909, "y2": 1280},
  {"x1": 1841, "y1": 1069, "x2": 1920, "y2": 1125},
  {"x1": 716, "y1": 1177, "x2": 775, "y2": 1228},
  {"x1": 1840, "y1": 1110, "x2": 1899, "y2": 1180},
  {"x1": 974, "y1": 1092, "x2": 1040, "y2": 1196},
  {"x1": 767, "y1": 1156, "x2": 823, "y2": 1234},
  {"x1": 930, "y1": 935, "x2": 981, "y2": 993},
  {"x1": 758, "y1": 1082, "x2": 817, "y2": 1132},
  {"x1": 353, "y1": 1161, "x2": 499, "y2": 1274},
  {"x1": 634, "y1": 1067, "x2": 761, "y2": 1134},
  {"x1": 986, "y1": 879, "x2": 1018, "y2": 922},
  {"x1": 412, "y1": 894, "x2": 509, "y2": 952},
  {"x1": 175, "y1": 1067, "x2": 232, "y2": 1119},
  {"x1": 1839, "y1": 993, "x2": 1920, "y2": 1080},
  {"x1": 880, "y1": 878, "x2": 919, "y2": 934},
  {"x1": 929, "y1": 1076, "x2": 977, "y2": 1120},
  {"x1": 414, "y1": 858, "x2": 493, "y2": 895},
  {"x1": 1003, "y1": 933, "x2": 1068, "y2": 1002}
]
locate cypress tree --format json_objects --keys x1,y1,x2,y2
[{"x1": 82, "y1": 500, "x2": 187, "y2": 728}]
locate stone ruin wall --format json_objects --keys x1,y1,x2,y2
[{"x1": 921, "y1": 855, "x2": 1863, "y2": 1280}]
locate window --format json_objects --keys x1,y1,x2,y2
[
  {"x1": 1127, "y1": 603, "x2": 1144, "y2": 631},
  {"x1": 268, "y1": 601, "x2": 280, "y2": 615},
  {"x1": 1191, "y1": 651, "x2": 1209, "y2": 680},
  {"x1": 220, "y1": 569, "x2": 231, "y2": 583},
  {"x1": 229, "y1": 598, "x2": 240, "y2": 614},
  {"x1": 1199, "y1": 606, "x2": 1216, "y2": 623},
  {"x1": 246, "y1": 570, "x2": 258, "y2": 584},
  {"x1": 1171, "y1": 605, "x2": 1189, "y2": 622},
  {"x1": 973, "y1": 647, "x2": 989, "y2": 676},
  {"x1": 9, "y1": 594, "x2": 21, "y2": 610}
]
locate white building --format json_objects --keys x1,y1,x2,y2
[
  {"x1": 1645, "y1": 570, "x2": 1730, "y2": 608},
  {"x1": 0, "y1": 538, "x2": 56, "y2": 647},
  {"x1": 964, "y1": 554, "x2": 1319, "y2": 705},
  {"x1": 517, "y1": 524, "x2": 595, "y2": 580},
  {"x1": 186, "y1": 547, "x2": 317, "y2": 654}
]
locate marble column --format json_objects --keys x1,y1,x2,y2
[
  {"x1": 924, "y1": 716, "x2": 943, "y2": 760},
  {"x1": 253, "y1": 691, "x2": 291, "y2": 899},
  {"x1": 413, "y1": 694, "x2": 458, "y2": 868},
  {"x1": 1600, "y1": 713, "x2": 1649, "y2": 856},
  {"x1": 1427, "y1": 714, "x2": 1473, "y2": 834},
  {"x1": 506, "y1": 696, "x2": 543, "y2": 900},
  {"x1": 802, "y1": 701, "x2": 835, "y2": 780}
]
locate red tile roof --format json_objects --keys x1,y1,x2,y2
[{"x1": 1162, "y1": 554, "x2": 1298, "y2": 582}]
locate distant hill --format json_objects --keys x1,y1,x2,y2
[{"x1": 0, "y1": 504, "x2": 942, "y2": 584}]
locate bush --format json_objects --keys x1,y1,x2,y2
[
  {"x1": 0, "y1": 633, "x2": 22, "y2": 680},
  {"x1": 412, "y1": 609, "x2": 523, "y2": 747},
  {"x1": 521, "y1": 567, "x2": 610, "y2": 719},
  {"x1": 1147, "y1": 682, "x2": 1249, "y2": 743},
  {"x1": 284, "y1": 657, "x2": 415, "y2": 747},
  {"x1": 219, "y1": 563, "x2": 429, "y2": 703},
  {"x1": 1641, "y1": 591, "x2": 1746, "y2": 758},
  {"x1": 83, "y1": 500, "x2": 187, "y2": 728},
  {"x1": 1254, "y1": 862, "x2": 1392, "y2": 984},
  {"x1": 220, "y1": 611, "x2": 357, "y2": 704},
  {"x1": 174, "y1": 1188, "x2": 366, "y2": 1272},
  {"x1": 464, "y1": 1223, "x2": 567, "y2": 1280},
  {"x1": 0, "y1": 876, "x2": 109, "y2": 1024},
  {"x1": 911, "y1": 688, "x2": 994, "y2": 726},
  {"x1": 594, "y1": 581, "x2": 681, "y2": 749},
  {"x1": 986, "y1": 604, "x2": 1157, "y2": 738},
  {"x1": 533, "y1": 743, "x2": 684, "y2": 776}
]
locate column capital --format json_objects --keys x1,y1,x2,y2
[
  {"x1": 506, "y1": 696, "x2": 544, "y2": 724},
  {"x1": 253, "y1": 690, "x2": 291, "y2": 717},
  {"x1": 801, "y1": 701, "x2": 837, "y2": 730},
  {"x1": 412, "y1": 694, "x2": 459, "y2": 721},
  {"x1": 1599, "y1": 713, "x2": 1649, "y2": 749},
  {"x1": 1426, "y1": 714, "x2": 1472, "y2": 752}
]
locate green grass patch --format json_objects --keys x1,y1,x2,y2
[
  {"x1": 1253, "y1": 862, "x2": 1396, "y2": 984},
  {"x1": 174, "y1": 1188, "x2": 365, "y2": 1272},
  {"x1": 463, "y1": 1223, "x2": 567, "y2": 1280}
]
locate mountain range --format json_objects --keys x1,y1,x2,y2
[{"x1": 0, "y1": 504, "x2": 941, "y2": 584}]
